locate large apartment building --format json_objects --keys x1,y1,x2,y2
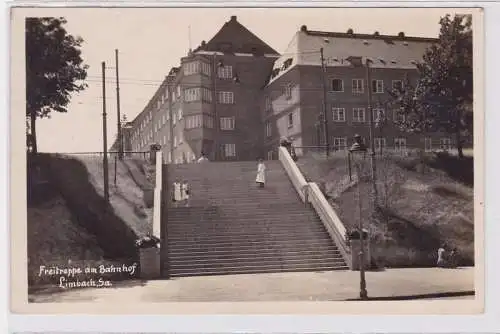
[{"x1": 117, "y1": 16, "x2": 449, "y2": 162}]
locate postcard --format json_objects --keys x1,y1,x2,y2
[{"x1": 10, "y1": 6, "x2": 484, "y2": 314}]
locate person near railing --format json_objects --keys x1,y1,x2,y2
[
  {"x1": 197, "y1": 152, "x2": 209, "y2": 163},
  {"x1": 255, "y1": 158, "x2": 266, "y2": 188},
  {"x1": 280, "y1": 137, "x2": 298, "y2": 161}
]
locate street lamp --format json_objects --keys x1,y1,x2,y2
[{"x1": 349, "y1": 134, "x2": 369, "y2": 300}]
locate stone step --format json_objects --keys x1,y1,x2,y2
[
  {"x1": 166, "y1": 234, "x2": 333, "y2": 247},
  {"x1": 167, "y1": 263, "x2": 348, "y2": 277},
  {"x1": 166, "y1": 212, "x2": 319, "y2": 222},
  {"x1": 168, "y1": 247, "x2": 342, "y2": 258},
  {"x1": 167, "y1": 239, "x2": 337, "y2": 253},
  {"x1": 169, "y1": 253, "x2": 344, "y2": 265},
  {"x1": 166, "y1": 230, "x2": 330, "y2": 243},
  {"x1": 168, "y1": 256, "x2": 345, "y2": 270}
]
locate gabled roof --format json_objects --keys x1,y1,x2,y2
[
  {"x1": 194, "y1": 15, "x2": 279, "y2": 55},
  {"x1": 268, "y1": 26, "x2": 438, "y2": 85}
]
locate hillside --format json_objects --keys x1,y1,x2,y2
[
  {"x1": 27, "y1": 153, "x2": 153, "y2": 289},
  {"x1": 296, "y1": 151, "x2": 474, "y2": 268}
]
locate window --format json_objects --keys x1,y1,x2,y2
[
  {"x1": 425, "y1": 137, "x2": 433, "y2": 152},
  {"x1": 372, "y1": 80, "x2": 384, "y2": 93},
  {"x1": 220, "y1": 117, "x2": 235, "y2": 130},
  {"x1": 265, "y1": 121, "x2": 272, "y2": 137},
  {"x1": 374, "y1": 138, "x2": 386, "y2": 151},
  {"x1": 174, "y1": 136, "x2": 178, "y2": 147},
  {"x1": 332, "y1": 107, "x2": 346, "y2": 122},
  {"x1": 183, "y1": 61, "x2": 200, "y2": 76},
  {"x1": 223, "y1": 143, "x2": 236, "y2": 157},
  {"x1": 352, "y1": 108, "x2": 366, "y2": 122},
  {"x1": 392, "y1": 80, "x2": 404, "y2": 91},
  {"x1": 287, "y1": 112, "x2": 294, "y2": 128},
  {"x1": 203, "y1": 114, "x2": 214, "y2": 128},
  {"x1": 394, "y1": 138, "x2": 407, "y2": 152},
  {"x1": 440, "y1": 138, "x2": 452, "y2": 151},
  {"x1": 352, "y1": 79, "x2": 364, "y2": 93},
  {"x1": 201, "y1": 62, "x2": 211, "y2": 76},
  {"x1": 218, "y1": 65, "x2": 233, "y2": 79},
  {"x1": 202, "y1": 87, "x2": 212, "y2": 102},
  {"x1": 173, "y1": 111, "x2": 177, "y2": 125},
  {"x1": 185, "y1": 115, "x2": 202, "y2": 129},
  {"x1": 179, "y1": 131, "x2": 183, "y2": 144},
  {"x1": 284, "y1": 84, "x2": 292, "y2": 99},
  {"x1": 265, "y1": 96, "x2": 271, "y2": 112},
  {"x1": 394, "y1": 110, "x2": 406, "y2": 123},
  {"x1": 333, "y1": 137, "x2": 347, "y2": 150},
  {"x1": 176, "y1": 86, "x2": 181, "y2": 98},
  {"x1": 184, "y1": 88, "x2": 201, "y2": 102},
  {"x1": 167, "y1": 151, "x2": 172, "y2": 163},
  {"x1": 218, "y1": 91, "x2": 234, "y2": 104},
  {"x1": 178, "y1": 108, "x2": 183, "y2": 121},
  {"x1": 331, "y1": 79, "x2": 344, "y2": 92}
]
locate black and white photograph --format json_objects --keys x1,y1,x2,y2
[{"x1": 10, "y1": 6, "x2": 483, "y2": 313}]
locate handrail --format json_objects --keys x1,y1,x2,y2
[
  {"x1": 308, "y1": 183, "x2": 351, "y2": 268},
  {"x1": 278, "y1": 146, "x2": 352, "y2": 269},
  {"x1": 278, "y1": 147, "x2": 308, "y2": 202}
]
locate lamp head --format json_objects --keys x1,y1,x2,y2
[{"x1": 349, "y1": 134, "x2": 367, "y2": 154}]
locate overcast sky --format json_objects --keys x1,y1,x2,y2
[{"x1": 14, "y1": 7, "x2": 471, "y2": 152}]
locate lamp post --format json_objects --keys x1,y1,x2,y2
[{"x1": 349, "y1": 134, "x2": 368, "y2": 300}]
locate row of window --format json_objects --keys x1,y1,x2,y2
[
  {"x1": 183, "y1": 88, "x2": 234, "y2": 104},
  {"x1": 183, "y1": 61, "x2": 234, "y2": 79},
  {"x1": 330, "y1": 78, "x2": 403, "y2": 93},
  {"x1": 184, "y1": 114, "x2": 235, "y2": 130},
  {"x1": 331, "y1": 137, "x2": 452, "y2": 151},
  {"x1": 332, "y1": 107, "x2": 401, "y2": 123}
]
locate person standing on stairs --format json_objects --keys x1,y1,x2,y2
[
  {"x1": 172, "y1": 180, "x2": 182, "y2": 207},
  {"x1": 181, "y1": 180, "x2": 190, "y2": 207},
  {"x1": 255, "y1": 158, "x2": 266, "y2": 188}
]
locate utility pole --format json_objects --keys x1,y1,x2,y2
[
  {"x1": 101, "y1": 61, "x2": 110, "y2": 203},
  {"x1": 365, "y1": 58, "x2": 378, "y2": 205},
  {"x1": 115, "y1": 49, "x2": 123, "y2": 160},
  {"x1": 320, "y1": 48, "x2": 330, "y2": 157}
]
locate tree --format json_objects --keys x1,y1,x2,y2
[
  {"x1": 390, "y1": 14, "x2": 473, "y2": 158},
  {"x1": 26, "y1": 17, "x2": 88, "y2": 153}
]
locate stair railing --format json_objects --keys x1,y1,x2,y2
[{"x1": 278, "y1": 146, "x2": 352, "y2": 269}]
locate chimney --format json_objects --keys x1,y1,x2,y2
[{"x1": 230, "y1": 15, "x2": 237, "y2": 22}]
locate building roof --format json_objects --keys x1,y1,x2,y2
[
  {"x1": 268, "y1": 26, "x2": 438, "y2": 85},
  {"x1": 194, "y1": 15, "x2": 279, "y2": 56}
]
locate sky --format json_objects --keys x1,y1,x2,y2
[{"x1": 14, "y1": 7, "x2": 469, "y2": 152}]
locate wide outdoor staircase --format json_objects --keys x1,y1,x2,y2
[{"x1": 164, "y1": 160, "x2": 348, "y2": 277}]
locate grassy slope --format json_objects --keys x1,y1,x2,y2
[
  {"x1": 27, "y1": 154, "x2": 152, "y2": 288},
  {"x1": 297, "y1": 153, "x2": 474, "y2": 268}
]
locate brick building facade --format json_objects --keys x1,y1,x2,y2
[{"x1": 117, "y1": 17, "x2": 454, "y2": 163}]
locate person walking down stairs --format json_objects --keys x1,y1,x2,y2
[{"x1": 255, "y1": 159, "x2": 266, "y2": 188}]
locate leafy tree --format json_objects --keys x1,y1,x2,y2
[
  {"x1": 26, "y1": 17, "x2": 88, "y2": 153},
  {"x1": 389, "y1": 14, "x2": 473, "y2": 158}
]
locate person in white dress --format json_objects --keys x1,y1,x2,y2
[
  {"x1": 172, "y1": 181, "x2": 182, "y2": 207},
  {"x1": 255, "y1": 159, "x2": 266, "y2": 188}
]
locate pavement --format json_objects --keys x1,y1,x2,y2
[{"x1": 29, "y1": 267, "x2": 475, "y2": 303}]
